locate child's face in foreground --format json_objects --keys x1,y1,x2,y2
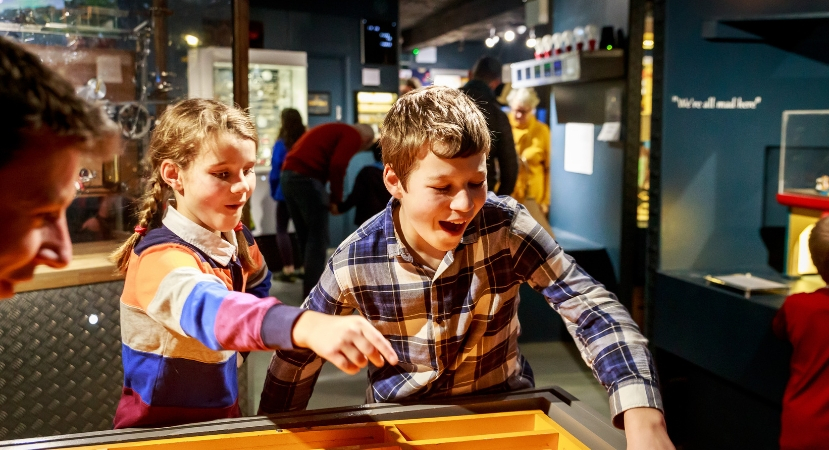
[
  {"x1": 166, "y1": 133, "x2": 256, "y2": 234},
  {"x1": 385, "y1": 146, "x2": 487, "y2": 266}
]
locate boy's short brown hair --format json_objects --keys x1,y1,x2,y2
[
  {"x1": 380, "y1": 85, "x2": 490, "y2": 189},
  {"x1": 810, "y1": 216, "x2": 829, "y2": 282},
  {"x1": 0, "y1": 37, "x2": 120, "y2": 167}
]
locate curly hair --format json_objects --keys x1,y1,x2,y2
[{"x1": 506, "y1": 87, "x2": 541, "y2": 110}]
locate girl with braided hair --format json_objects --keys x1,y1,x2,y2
[{"x1": 110, "y1": 99, "x2": 397, "y2": 429}]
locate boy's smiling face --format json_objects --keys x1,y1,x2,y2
[{"x1": 385, "y1": 144, "x2": 487, "y2": 268}]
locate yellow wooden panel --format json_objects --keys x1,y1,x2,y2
[
  {"x1": 65, "y1": 410, "x2": 589, "y2": 450},
  {"x1": 406, "y1": 432, "x2": 558, "y2": 450},
  {"x1": 390, "y1": 410, "x2": 552, "y2": 441},
  {"x1": 533, "y1": 414, "x2": 591, "y2": 450},
  {"x1": 786, "y1": 207, "x2": 823, "y2": 277},
  {"x1": 64, "y1": 426, "x2": 389, "y2": 450},
  {"x1": 15, "y1": 240, "x2": 124, "y2": 292}
]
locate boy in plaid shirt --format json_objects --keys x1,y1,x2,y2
[{"x1": 259, "y1": 86, "x2": 673, "y2": 448}]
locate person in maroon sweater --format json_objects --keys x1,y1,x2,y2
[
  {"x1": 280, "y1": 122, "x2": 375, "y2": 296},
  {"x1": 773, "y1": 215, "x2": 829, "y2": 450}
]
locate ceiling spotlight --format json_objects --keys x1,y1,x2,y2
[
  {"x1": 184, "y1": 34, "x2": 200, "y2": 47},
  {"x1": 517, "y1": 25, "x2": 527, "y2": 35},
  {"x1": 526, "y1": 29, "x2": 537, "y2": 48},
  {"x1": 504, "y1": 30, "x2": 515, "y2": 42},
  {"x1": 486, "y1": 27, "x2": 499, "y2": 47}
]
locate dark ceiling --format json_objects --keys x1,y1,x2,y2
[
  {"x1": 399, "y1": 0, "x2": 459, "y2": 30},
  {"x1": 399, "y1": 0, "x2": 527, "y2": 49}
]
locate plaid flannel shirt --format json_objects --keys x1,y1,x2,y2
[{"x1": 259, "y1": 193, "x2": 662, "y2": 426}]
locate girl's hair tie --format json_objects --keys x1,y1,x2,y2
[
  {"x1": 234, "y1": 221, "x2": 244, "y2": 232},
  {"x1": 134, "y1": 225, "x2": 148, "y2": 236}
]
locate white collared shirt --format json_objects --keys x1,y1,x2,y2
[{"x1": 162, "y1": 204, "x2": 238, "y2": 266}]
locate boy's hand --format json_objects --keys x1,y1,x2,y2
[
  {"x1": 291, "y1": 311, "x2": 399, "y2": 375},
  {"x1": 624, "y1": 407, "x2": 675, "y2": 450}
]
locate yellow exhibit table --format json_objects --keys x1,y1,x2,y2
[
  {"x1": 61, "y1": 411, "x2": 587, "y2": 450},
  {"x1": 0, "y1": 389, "x2": 625, "y2": 450}
]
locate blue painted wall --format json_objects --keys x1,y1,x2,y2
[
  {"x1": 552, "y1": 0, "x2": 628, "y2": 33},
  {"x1": 250, "y1": 2, "x2": 399, "y2": 244},
  {"x1": 250, "y1": 4, "x2": 399, "y2": 125},
  {"x1": 660, "y1": 0, "x2": 829, "y2": 272},
  {"x1": 548, "y1": 0, "x2": 629, "y2": 280}
]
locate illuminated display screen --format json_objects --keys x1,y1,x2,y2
[{"x1": 362, "y1": 19, "x2": 398, "y2": 65}]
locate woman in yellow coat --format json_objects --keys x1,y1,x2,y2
[{"x1": 507, "y1": 87, "x2": 554, "y2": 237}]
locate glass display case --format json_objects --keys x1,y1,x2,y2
[
  {"x1": 778, "y1": 111, "x2": 829, "y2": 200},
  {"x1": 355, "y1": 90, "x2": 397, "y2": 135},
  {"x1": 187, "y1": 47, "x2": 308, "y2": 167},
  {"x1": 187, "y1": 47, "x2": 307, "y2": 237},
  {"x1": 776, "y1": 110, "x2": 829, "y2": 276},
  {"x1": 1, "y1": 0, "x2": 235, "y2": 246}
]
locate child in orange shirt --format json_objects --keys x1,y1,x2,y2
[{"x1": 110, "y1": 99, "x2": 396, "y2": 428}]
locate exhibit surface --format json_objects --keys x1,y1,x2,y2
[{"x1": 0, "y1": 389, "x2": 625, "y2": 450}]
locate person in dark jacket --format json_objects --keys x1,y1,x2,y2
[
  {"x1": 281, "y1": 122, "x2": 375, "y2": 297},
  {"x1": 460, "y1": 56, "x2": 518, "y2": 195},
  {"x1": 338, "y1": 142, "x2": 389, "y2": 226}
]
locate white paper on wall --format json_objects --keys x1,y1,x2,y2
[
  {"x1": 564, "y1": 123, "x2": 595, "y2": 175},
  {"x1": 414, "y1": 46, "x2": 437, "y2": 64},
  {"x1": 597, "y1": 121, "x2": 621, "y2": 141},
  {"x1": 96, "y1": 55, "x2": 123, "y2": 84},
  {"x1": 362, "y1": 68, "x2": 381, "y2": 86}
]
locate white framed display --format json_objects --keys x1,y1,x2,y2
[{"x1": 188, "y1": 47, "x2": 308, "y2": 237}]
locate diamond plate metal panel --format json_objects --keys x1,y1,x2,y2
[
  {"x1": 0, "y1": 280, "x2": 255, "y2": 440},
  {"x1": 0, "y1": 282, "x2": 124, "y2": 440}
]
